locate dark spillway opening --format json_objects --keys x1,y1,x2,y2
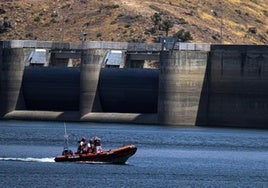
[
  {"x1": 22, "y1": 67, "x2": 159, "y2": 113},
  {"x1": 98, "y1": 68, "x2": 159, "y2": 113},
  {"x1": 22, "y1": 67, "x2": 80, "y2": 111}
]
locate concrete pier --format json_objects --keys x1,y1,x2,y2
[
  {"x1": 0, "y1": 48, "x2": 25, "y2": 116},
  {"x1": 158, "y1": 50, "x2": 208, "y2": 125},
  {"x1": 80, "y1": 49, "x2": 105, "y2": 118}
]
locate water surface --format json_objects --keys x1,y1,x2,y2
[{"x1": 0, "y1": 121, "x2": 268, "y2": 187}]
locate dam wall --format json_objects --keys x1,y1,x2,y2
[
  {"x1": 206, "y1": 45, "x2": 268, "y2": 128},
  {"x1": 1, "y1": 40, "x2": 268, "y2": 128}
]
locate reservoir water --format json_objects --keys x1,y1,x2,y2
[{"x1": 0, "y1": 121, "x2": 268, "y2": 187}]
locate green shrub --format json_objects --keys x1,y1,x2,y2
[
  {"x1": 50, "y1": 18, "x2": 58, "y2": 23},
  {"x1": 173, "y1": 29, "x2": 193, "y2": 42},
  {"x1": 96, "y1": 32, "x2": 102, "y2": 38},
  {"x1": 42, "y1": 23, "x2": 50, "y2": 27},
  {"x1": 161, "y1": 19, "x2": 174, "y2": 36},
  {"x1": 110, "y1": 20, "x2": 117, "y2": 25},
  {"x1": 124, "y1": 24, "x2": 131, "y2": 28},
  {"x1": 263, "y1": 10, "x2": 268, "y2": 17},
  {"x1": 151, "y1": 13, "x2": 162, "y2": 27},
  {"x1": 25, "y1": 33, "x2": 34, "y2": 38},
  {"x1": 34, "y1": 17, "x2": 40, "y2": 22},
  {"x1": 117, "y1": 13, "x2": 124, "y2": 18}
]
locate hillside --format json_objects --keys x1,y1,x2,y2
[{"x1": 0, "y1": 0, "x2": 267, "y2": 44}]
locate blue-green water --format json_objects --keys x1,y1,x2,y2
[{"x1": 0, "y1": 121, "x2": 268, "y2": 188}]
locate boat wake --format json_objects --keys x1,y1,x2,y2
[{"x1": 0, "y1": 157, "x2": 55, "y2": 163}]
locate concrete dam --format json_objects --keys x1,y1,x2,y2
[{"x1": 0, "y1": 40, "x2": 268, "y2": 128}]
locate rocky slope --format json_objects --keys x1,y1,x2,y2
[{"x1": 0, "y1": 0, "x2": 267, "y2": 44}]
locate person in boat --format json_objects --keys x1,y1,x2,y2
[
  {"x1": 93, "y1": 136, "x2": 103, "y2": 153},
  {"x1": 76, "y1": 137, "x2": 87, "y2": 154},
  {"x1": 87, "y1": 138, "x2": 94, "y2": 153}
]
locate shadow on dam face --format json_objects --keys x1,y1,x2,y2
[{"x1": 22, "y1": 67, "x2": 159, "y2": 113}]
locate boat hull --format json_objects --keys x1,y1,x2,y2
[{"x1": 54, "y1": 145, "x2": 137, "y2": 164}]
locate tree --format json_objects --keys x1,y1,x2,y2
[
  {"x1": 173, "y1": 29, "x2": 193, "y2": 42},
  {"x1": 161, "y1": 19, "x2": 173, "y2": 36},
  {"x1": 151, "y1": 13, "x2": 162, "y2": 29},
  {"x1": 0, "y1": 17, "x2": 11, "y2": 33}
]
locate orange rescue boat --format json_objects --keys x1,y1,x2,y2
[{"x1": 54, "y1": 145, "x2": 137, "y2": 164}]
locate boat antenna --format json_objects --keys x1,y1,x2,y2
[{"x1": 63, "y1": 122, "x2": 69, "y2": 151}]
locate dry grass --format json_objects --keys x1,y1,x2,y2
[{"x1": 0, "y1": 0, "x2": 267, "y2": 44}]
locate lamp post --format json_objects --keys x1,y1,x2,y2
[
  {"x1": 220, "y1": 13, "x2": 223, "y2": 44},
  {"x1": 61, "y1": 15, "x2": 65, "y2": 42},
  {"x1": 211, "y1": 9, "x2": 223, "y2": 44}
]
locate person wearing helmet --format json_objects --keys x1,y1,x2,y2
[
  {"x1": 87, "y1": 138, "x2": 94, "y2": 153},
  {"x1": 76, "y1": 137, "x2": 87, "y2": 154},
  {"x1": 94, "y1": 136, "x2": 103, "y2": 153}
]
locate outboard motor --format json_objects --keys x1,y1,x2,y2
[{"x1": 62, "y1": 149, "x2": 73, "y2": 156}]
